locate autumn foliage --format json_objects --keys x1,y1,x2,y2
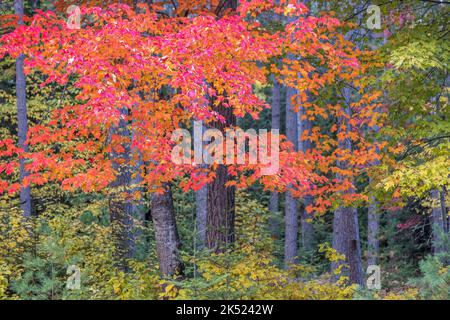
[{"x1": 0, "y1": 0, "x2": 383, "y2": 214}]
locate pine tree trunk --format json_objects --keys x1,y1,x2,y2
[
  {"x1": 284, "y1": 86, "x2": 298, "y2": 266},
  {"x1": 151, "y1": 185, "x2": 184, "y2": 277},
  {"x1": 14, "y1": 0, "x2": 32, "y2": 217}
]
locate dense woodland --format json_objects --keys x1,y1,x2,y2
[{"x1": 0, "y1": 0, "x2": 448, "y2": 300}]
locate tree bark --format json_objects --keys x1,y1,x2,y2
[
  {"x1": 14, "y1": 0, "x2": 32, "y2": 217},
  {"x1": 284, "y1": 86, "x2": 298, "y2": 266},
  {"x1": 332, "y1": 206, "x2": 364, "y2": 285},
  {"x1": 206, "y1": 163, "x2": 236, "y2": 252},
  {"x1": 151, "y1": 185, "x2": 184, "y2": 277}
]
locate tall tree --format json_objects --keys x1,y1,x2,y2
[
  {"x1": 330, "y1": 2, "x2": 369, "y2": 285},
  {"x1": 269, "y1": 76, "x2": 281, "y2": 234},
  {"x1": 297, "y1": 103, "x2": 314, "y2": 251},
  {"x1": 284, "y1": 85, "x2": 298, "y2": 266},
  {"x1": 205, "y1": 0, "x2": 238, "y2": 252},
  {"x1": 366, "y1": 30, "x2": 387, "y2": 269},
  {"x1": 194, "y1": 121, "x2": 207, "y2": 248},
  {"x1": 297, "y1": 0, "x2": 314, "y2": 253},
  {"x1": 268, "y1": 1, "x2": 282, "y2": 233},
  {"x1": 14, "y1": 0, "x2": 31, "y2": 217},
  {"x1": 331, "y1": 89, "x2": 364, "y2": 285}
]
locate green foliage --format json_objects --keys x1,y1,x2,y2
[{"x1": 410, "y1": 254, "x2": 450, "y2": 300}]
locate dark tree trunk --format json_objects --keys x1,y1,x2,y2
[
  {"x1": 284, "y1": 86, "x2": 298, "y2": 266},
  {"x1": 14, "y1": 0, "x2": 32, "y2": 217},
  {"x1": 151, "y1": 185, "x2": 184, "y2": 277},
  {"x1": 205, "y1": 86, "x2": 236, "y2": 252},
  {"x1": 269, "y1": 76, "x2": 281, "y2": 235},
  {"x1": 332, "y1": 206, "x2": 364, "y2": 285},
  {"x1": 206, "y1": 163, "x2": 236, "y2": 252}
]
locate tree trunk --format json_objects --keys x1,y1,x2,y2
[
  {"x1": 431, "y1": 189, "x2": 446, "y2": 256},
  {"x1": 204, "y1": 0, "x2": 238, "y2": 253},
  {"x1": 365, "y1": 23, "x2": 387, "y2": 270},
  {"x1": 298, "y1": 100, "x2": 314, "y2": 251},
  {"x1": 284, "y1": 86, "x2": 298, "y2": 266},
  {"x1": 196, "y1": 186, "x2": 207, "y2": 248},
  {"x1": 194, "y1": 121, "x2": 208, "y2": 248},
  {"x1": 206, "y1": 98, "x2": 236, "y2": 252},
  {"x1": 14, "y1": 0, "x2": 32, "y2": 217},
  {"x1": 269, "y1": 76, "x2": 281, "y2": 235},
  {"x1": 151, "y1": 185, "x2": 184, "y2": 277},
  {"x1": 367, "y1": 195, "x2": 379, "y2": 267},
  {"x1": 109, "y1": 109, "x2": 137, "y2": 270},
  {"x1": 206, "y1": 163, "x2": 235, "y2": 252},
  {"x1": 332, "y1": 206, "x2": 364, "y2": 285},
  {"x1": 442, "y1": 187, "x2": 449, "y2": 236},
  {"x1": 300, "y1": 196, "x2": 314, "y2": 252},
  {"x1": 331, "y1": 91, "x2": 364, "y2": 285}
]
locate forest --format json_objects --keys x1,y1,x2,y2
[{"x1": 0, "y1": 0, "x2": 448, "y2": 300}]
